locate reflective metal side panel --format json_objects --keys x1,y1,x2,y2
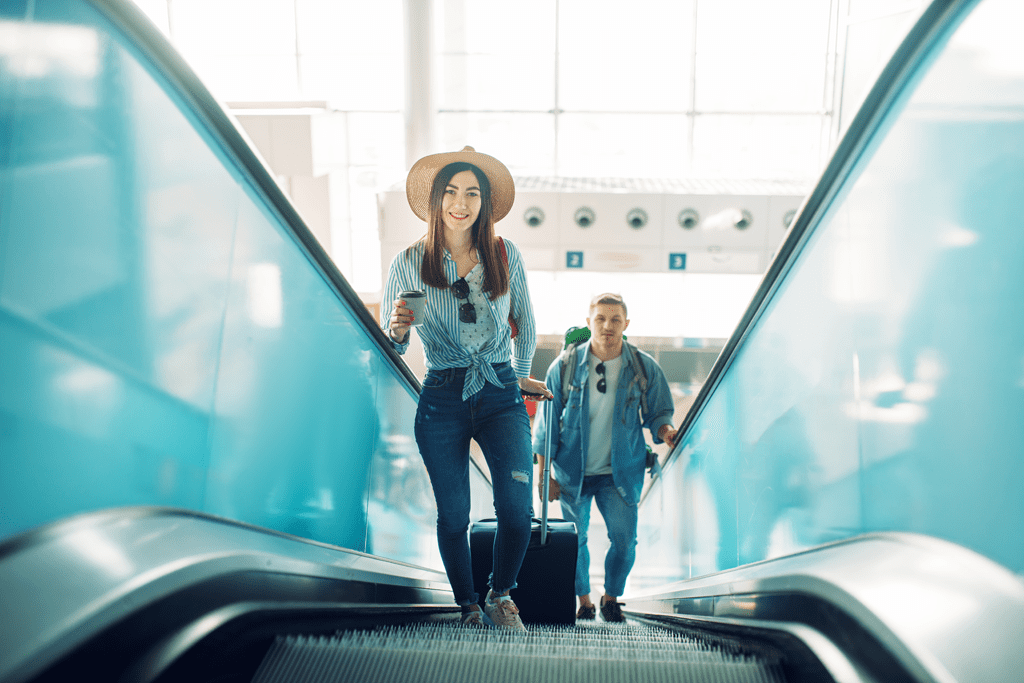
[
  {"x1": 629, "y1": 534, "x2": 1024, "y2": 683},
  {"x1": 0, "y1": 509, "x2": 453, "y2": 683}
]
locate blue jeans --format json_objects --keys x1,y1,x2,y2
[
  {"x1": 558, "y1": 474, "x2": 638, "y2": 597},
  {"x1": 414, "y1": 362, "x2": 534, "y2": 606}
]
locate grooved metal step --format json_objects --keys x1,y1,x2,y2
[{"x1": 252, "y1": 621, "x2": 786, "y2": 683}]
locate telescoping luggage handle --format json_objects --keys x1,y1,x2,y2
[{"x1": 540, "y1": 396, "x2": 554, "y2": 546}]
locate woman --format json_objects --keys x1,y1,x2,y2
[{"x1": 381, "y1": 146, "x2": 552, "y2": 630}]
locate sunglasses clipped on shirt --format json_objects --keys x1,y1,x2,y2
[
  {"x1": 595, "y1": 362, "x2": 607, "y2": 393},
  {"x1": 451, "y1": 277, "x2": 477, "y2": 324}
]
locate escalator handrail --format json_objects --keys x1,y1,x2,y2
[
  {"x1": 86, "y1": 0, "x2": 421, "y2": 394},
  {"x1": 661, "y1": 0, "x2": 973, "y2": 470},
  {"x1": 0, "y1": 507, "x2": 455, "y2": 683}
]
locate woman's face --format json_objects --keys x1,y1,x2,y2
[{"x1": 440, "y1": 169, "x2": 482, "y2": 238}]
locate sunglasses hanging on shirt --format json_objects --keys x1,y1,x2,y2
[
  {"x1": 451, "y1": 277, "x2": 477, "y2": 324},
  {"x1": 595, "y1": 362, "x2": 607, "y2": 393}
]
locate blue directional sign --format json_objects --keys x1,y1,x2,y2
[
  {"x1": 566, "y1": 251, "x2": 584, "y2": 269},
  {"x1": 669, "y1": 253, "x2": 687, "y2": 270}
]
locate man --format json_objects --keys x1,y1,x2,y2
[{"x1": 532, "y1": 293, "x2": 677, "y2": 622}]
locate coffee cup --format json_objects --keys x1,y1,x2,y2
[{"x1": 398, "y1": 290, "x2": 426, "y2": 326}]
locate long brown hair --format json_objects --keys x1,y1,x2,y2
[{"x1": 413, "y1": 162, "x2": 509, "y2": 299}]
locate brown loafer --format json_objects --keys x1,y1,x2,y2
[
  {"x1": 600, "y1": 600, "x2": 625, "y2": 622},
  {"x1": 576, "y1": 604, "x2": 596, "y2": 620}
]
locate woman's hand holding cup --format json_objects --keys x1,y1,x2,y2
[
  {"x1": 390, "y1": 290, "x2": 426, "y2": 343},
  {"x1": 388, "y1": 298, "x2": 414, "y2": 342}
]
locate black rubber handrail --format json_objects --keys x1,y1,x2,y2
[
  {"x1": 657, "y1": 0, "x2": 976, "y2": 477},
  {"x1": 86, "y1": 0, "x2": 421, "y2": 394}
]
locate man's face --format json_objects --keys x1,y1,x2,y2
[{"x1": 587, "y1": 303, "x2": 629, "y2": 349}]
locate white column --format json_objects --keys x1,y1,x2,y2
[{"x1": 404, "y1": 0, "x2": 437, "y2": 167}]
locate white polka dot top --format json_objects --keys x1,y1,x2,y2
[{"x1": 460, "y1": 262, "x2": 495, "y2": 354}]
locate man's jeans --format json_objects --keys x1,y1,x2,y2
[
  {"x1": 558, "y1": 473, "x2": 638, "y2": 597},
  {"x1": 414, "y1": 362, "x2": 534, "y2": 606}
]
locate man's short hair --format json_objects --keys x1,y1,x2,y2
[{"x1": 589, "y1": 293, "x2": 627, "y2": 318}]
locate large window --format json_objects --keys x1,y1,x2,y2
[
  {"x1": 130, "y1": 0, "x2": 923, "y2": 294},
  {"x1": 439, "y1": 0, "x2": 835, "y2": 180}
]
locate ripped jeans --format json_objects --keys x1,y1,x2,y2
[{"x1": 414, "y1": 362, "x2": 534, "y2": 606}]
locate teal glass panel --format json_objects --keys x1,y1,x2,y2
[
  {"x1": 635, "y1": 0, "x2": 1024, "y2": 587},
  {"x1": 0, "y1": 0, "x2": 462, "y2": 572}
]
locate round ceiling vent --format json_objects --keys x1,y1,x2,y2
[
  {"x1": 574, "y1": 207, "x2": 596, "y2": 228},
  {"x1": 524, "y1": 207, "x2": 545, "y2": 227},
  {"x1": 678, "y1": 208, "x2": 699, "y2": 229},
  {"x1": 626, "y1": 208, "x2": 648, "y2": 229}
]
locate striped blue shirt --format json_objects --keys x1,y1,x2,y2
[{"x1": 381, "y1": 238, "x2": 538, "y2": 400}]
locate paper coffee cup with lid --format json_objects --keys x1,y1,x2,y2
[{"x1": 399, "y1": 290, "x2": 426, "y2": 326}]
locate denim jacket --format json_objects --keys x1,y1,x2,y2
[{"x1": 531, "y1": 340, "x2": 675, "y2": 506}]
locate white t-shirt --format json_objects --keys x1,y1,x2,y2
[{"x1": 586, "y1": 352, "x2": 622, "y2": 475}]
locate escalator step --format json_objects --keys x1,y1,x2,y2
[{"x1": 251, "y1": 621, "x2": 786, "y2": 683}]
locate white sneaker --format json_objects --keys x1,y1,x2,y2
[
  {"x1": 484, "y1": 591, "x2": 527, "y2": 631},
  {"x1": 460, "y1": 608, "x2": 488, "y2": 627}
]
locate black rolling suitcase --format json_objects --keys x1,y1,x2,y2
[{"x1": 470, "y1": 399, "x2": 578, "y2": 625}]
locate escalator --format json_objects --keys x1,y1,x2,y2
[
  {"x1": 0, "y1": 509, "x2": 825, "y2": 683},
  {"x1": 3, "y1": 505, "x2": 1018, "y2": 683},
  {"x1": 3, "y1": 0, "x2": 1024, "y2": 682}
]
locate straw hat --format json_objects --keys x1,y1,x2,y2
[{"x1": 405, "y1": 146, "x2": 515, "y2": 223}]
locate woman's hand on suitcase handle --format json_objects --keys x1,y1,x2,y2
[{"x1": 519, "y1": 376, "x2": 552, "y2": 401}]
